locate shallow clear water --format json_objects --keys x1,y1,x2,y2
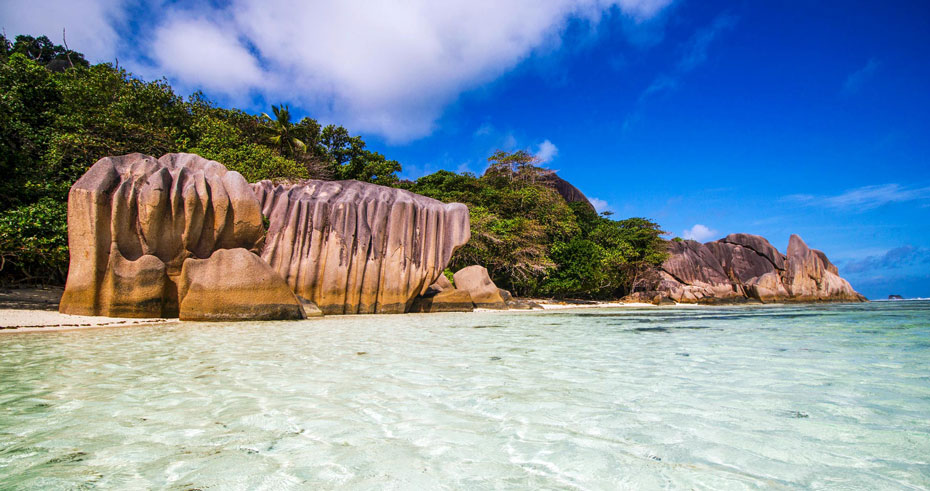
[{"x1": 1, "y1": 301, "x2": 929, "y2": 490}]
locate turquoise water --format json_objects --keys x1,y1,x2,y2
[{"x1": 1, "y1": 301, "x2": 929, "y2": 490}]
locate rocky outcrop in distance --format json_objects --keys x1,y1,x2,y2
[
  {"x1": 59, "y1": 153, "x2": 472, "y2": 319},
  {"x1": 537, "y1": 169, "x2": 596, "y2": 212},
  {"x1": 649, "y1": 233, "x2": 865, "y2": 304},
  {"x1": 253, "y1": 179, "x2": 470, "y2": 314},
  {"x1": 483, "y1": 167, "x2": 596, "y2": 212}
]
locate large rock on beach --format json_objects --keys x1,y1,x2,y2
[
  {"x1": 97, "y1": 248, "x2": 169, "y2": 317},
  {"x1": 659, "y1": 240, "x2": 743, "y2": 303},
  {"x1": 60, "y1": 152, "x2": 473, "y2": 319},
  {"x1": 409, "y1": 289, "x2": 475, "y2": 313},
  {"x1": 60, "y1": 153, "x2": 264, "y2": 317},
  {"x1": 253, "y1": 179, "x2": 470, "y2": 315},
  {"x1": 718, "y1": 233, "x2": 786, "y2": 270},
  {"x1": 177, "y1": 248, "x2": 304, "y2": 321},
  {"x1": 426, "y1": 274, "x2": 454, "y2": 295},
  {"x1": 784, "y1": 235, "x2": 864, "y2": 302},
  {"x1": 453, "y1": 265, "x2": 507, "y2": 309},
  {"x1": 652, "y1": 233, "x2": 864, "y2": 304}
]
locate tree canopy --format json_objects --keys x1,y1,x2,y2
[{"x1": 401, "y1": 155, "x2": 668, "y2": 298}]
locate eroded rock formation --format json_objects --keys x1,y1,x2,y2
[
  {"x1": 452, "y1": 265, "x2": 507, "y2": 309},
  {"x1": 60, "y1": 153, "x2": 267, "y2": 318},
  {"x1": 253, "y1": 180, "x2": 471, "y2": 314},
  {"x1": 655, "y1": 233, "x2": 865, "y2": 304},
  {"x1": 178, "y1": 248, "x2": 305, "y2": 321},
  {"x1": 61, "y1": 153, "x2": 473, "y2": 319},
  {"x1": 408, "y1": 276, "x2": 475, "y2": 313}
]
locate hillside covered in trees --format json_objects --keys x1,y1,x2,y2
[{"x1": 0, "y1": 33, "x2": 667, "y2": 299}]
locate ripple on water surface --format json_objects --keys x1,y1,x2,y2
[{"x1": 1, "y1": 301, "x2": 929, "y2": 489}]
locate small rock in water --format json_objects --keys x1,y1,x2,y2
[
  {"x1": 490, "y1": 356, "x2": 502, "y2": 361},
  {"x1": 791, "y1": 411, "x2": 809, "y2": 418}
]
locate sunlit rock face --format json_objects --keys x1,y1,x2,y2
[
  {"x1": 178, "y1": 248, "x2": 304, "y2": 321},
  {"x1": 656, "y1": 233, "x2": 865, "y2": 303},
  {"x1": 784, "y1": 234, "x2": 864, "y2": 302},
  {"x1": 60, "y1": 153, "x2": 266, "y2": 318},
  {"x1": 253, "y1": 179, "x2": 471, "y2": 314},
  {"x1": 660, "y1": 240, "x2": 744, "y2": 303},
  {"x1": 451, "y1": 265, "x2": 508, "y2": 310}
]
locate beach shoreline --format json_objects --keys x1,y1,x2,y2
[
  {"x1": 0, "y1": 286, "x2": 175, "y2": 333},
  {"x1": 0, "y1": 286, "x2": 681, "y2": 333}
]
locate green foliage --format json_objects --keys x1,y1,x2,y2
[
  {"x1": 262, "y1": 104, "x2": 307, "y2": 158},
  {"x1": 45, "y1": 64, "x2": 191, "y2": 191},
  {"x1": 543, "y1": 210, "x2": 668, "y2": 298},
  {"x1": 2, "y1": 34, "x2": 89, "y2": 70},
  {"x1": 404, "y1": 161, "x2": 578, "y2": 295},
  {"x1": 184, "y1": 114, "x2": 308, "y2": 182},
  {"x1": 0, "y1": 198, "x2": 69, "y2": 284},
  {"x1": 406, "y1": 150, "x2": 668, "y2": 298},
  {"x1": 318, "y1": 124, "x2": 401, "y2": 185},
  {"x1": 0, "y1": 53, "x2": 61, "y2": 208},
  {"x1": 486, "y1": 149, "x2": 539, "y2": 175}
]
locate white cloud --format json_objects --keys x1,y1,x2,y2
[
  {"x1": 473, "y1": 123, "x2": 494, "y2": 137},
  {"x1": 842, "y1": 58, "x2": 880, "y2": 95},
  {"x1": 784, "y1": 184, "x2": 930, "y2": 211},
  {"x1": 535, "y1": 139, "x2": 559, "y2": 163},
  {"x1": 150, "y1": 17, "x2": 266, "y2": 96},
  {"x1": 682, "y1": 224, "x2": 718, "y2": 242},
  {"x1": 1, "y1": 0, "x2": 674, "y2": 142},
  {"x1": 0, "y1": 0, "x2": 128, "y2": 62},
  {"x1": 501, "y1": 133, "x2": 518, "y2": 150},
  {"x1": 676, "y1": 12, "x2": 737, "y2": 72},
  {"x1": 589, "y1": 197, "x2": 611, "y2": 213}
]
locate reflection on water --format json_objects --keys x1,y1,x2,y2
[{"x1": 1, "y1": 302, "x2": 929, "y2": 489}]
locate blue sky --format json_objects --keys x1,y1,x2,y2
[{"x1": 3, "y1": 0, "x2": 929, "y2": 298}]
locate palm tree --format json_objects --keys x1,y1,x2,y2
[{"x1": 262, "y1": 104, "x2": 307, "y2": 158}]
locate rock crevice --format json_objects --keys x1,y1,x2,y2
[{"x1": 253, "y1": 179, "x2": 470, "y2": 315}]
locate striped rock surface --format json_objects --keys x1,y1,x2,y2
[
  {"x1": 60, "y1": 153, "x2": 267, "y2": 317},
  {"x1": 253, "y1": 180, "x2": 470, "y2": 314}
]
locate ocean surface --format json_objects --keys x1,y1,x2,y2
[{"x1": 1, "y1": 301, "x2": 928, "y2": 490}]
